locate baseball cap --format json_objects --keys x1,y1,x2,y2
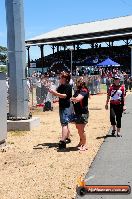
[{"x1": 113, "y1": 74, "x2": 120, "y2": 79}]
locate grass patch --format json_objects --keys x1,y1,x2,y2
[
  {"x1": 8, "y1": 141, "x2": 15, "y2": 145},
  {"x1": 101, "y1": 83, "x2": 107, "y2": 91}
]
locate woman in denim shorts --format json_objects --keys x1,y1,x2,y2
[
  {"x1": 49, "y1": 72, "x2": 72, "y2": 149},
  {"x1": 71, "y1": 77, "x2": 89, "y2": 151}
]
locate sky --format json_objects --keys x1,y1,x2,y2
[{"x1": 0, "y1": 0, "x2": 132, "y2": 60}]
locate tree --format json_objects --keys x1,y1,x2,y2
[
  {"x1": 0, "y1": 46, "x2": 7, "y2": 64},
  {"x1": 0, "y1": 66, "x2": 7, "y2": 73}
]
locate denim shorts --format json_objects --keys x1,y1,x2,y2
[{"x1": 59, "y1": 107, "x2": 71, "y2": 126}]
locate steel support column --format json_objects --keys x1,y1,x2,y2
[
  {"x1": 26, "y1": 46, "x2": 30, "y2": 68},
  {"x1": 5, "y1": 0, "x2": 29, "y2": 119},
  {"x1": 39, "y1": 45, "x2": 44, "y2": 73}
]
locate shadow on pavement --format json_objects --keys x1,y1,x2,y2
[
  {"x1": 57, "y1": 146, "x2": 79, "y2": 152},
  {"x1": 96, "y1": 134, "x2": 116, "y2": 139},
  {"x1": 33, "y1": 143, "x2": 79, "y2": 152},
  {"x1": 33, "y1": 142, "x2": 58, "y2": 149}
]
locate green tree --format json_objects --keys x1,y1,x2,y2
[
  {"x1": 0, "y1": 45, "x2": 7, "y2": 64},
  {"x1": 0, "y1": 66, "x2": 7, "y2": 73}
]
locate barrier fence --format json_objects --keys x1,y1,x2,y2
[
  {"x1": 6, "y1": 74, "x2": 132, "y2": 114},
  {"x1": 27, "y1": 75, "x2": 102, "y2": 111}
]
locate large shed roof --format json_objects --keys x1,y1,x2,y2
[{"x1": 26, "y1": 15, "x2": 132, "y2": 45}]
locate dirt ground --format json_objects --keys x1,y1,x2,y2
[{"x1": 0, "y1": 92, "x2": 111, "y2": 199}]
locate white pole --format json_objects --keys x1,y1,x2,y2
[{"x1": 70, "y1": 49, "x2": 73, "y2": 79}]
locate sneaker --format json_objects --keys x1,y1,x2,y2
[
  {"x1": 112, "y1": 130, "x2": 116, "y2": 136},
  {"x1": 65, "y1": 138, "x2": 71, "y2": 144},
  {"x1": 58, "y1": 140, "x2": 66, "y2": 150}
]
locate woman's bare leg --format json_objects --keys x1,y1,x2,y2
[{"x1": 76, "y1": 124, "x2": 87, "y2": 149}]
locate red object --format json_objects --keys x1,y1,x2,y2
[
  {"x1": 36, "y1": 103, "x2": 44, "y2": 107},
  {"x1": 110, "y1": 100, "x2": 121, "y2": 105}
]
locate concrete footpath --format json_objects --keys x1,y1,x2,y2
[{"x1": 76, "y1": 94, "x2": 132, "y2": 199}]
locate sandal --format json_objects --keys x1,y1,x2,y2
[
  {"x1": 76, "y1": 139, "x2": 83, "y2": 147},
  {"x1": 77, "y1": 145, "x2": 88, "y2": 151},
  {"x1": 76, "y1": 142, "x2": 83, "y2": 147}
]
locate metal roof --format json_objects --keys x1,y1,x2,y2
[{"x1": 26, "y1": 15, "x2": 132, "y2": 45}]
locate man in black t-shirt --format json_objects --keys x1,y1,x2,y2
[
  {"x1": 49, "y1": 72, "x2": 72, "y2": 150},
  {"x1": 57, "y1": 84, "x2": 72, "y2": 109}
]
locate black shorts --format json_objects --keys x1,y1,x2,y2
[{"x1": 74, "y1": 112, "x2": 89, "y2": 124}]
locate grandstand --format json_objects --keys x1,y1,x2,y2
[{"x1": 25, "y1": 15, "x2": 132, "y2": 74}]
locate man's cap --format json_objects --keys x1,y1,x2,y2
[{"x1": 113, "y1": 74, "x2": 121, "y2": 79}]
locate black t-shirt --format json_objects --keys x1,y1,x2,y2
[
  {"x1": 73, "y1": 88, "x2": 89, "y2": 114},
  {"x1": 57, "y1": 84, "x2": 72, "y2": 109}
]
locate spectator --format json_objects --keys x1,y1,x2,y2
[
  {"x1": 49, "y1": 72, "x2": 72, "y2": 150},
  {"x1": 128, "y1": 76, "x2": 132, "y2": 92},
  {"x1": 105, "y1": 75, "x2": 126, "y2": 137},
  {"x1": 71, "y1": 77, "x2": 90, "y2": 151}
]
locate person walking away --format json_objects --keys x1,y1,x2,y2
[
  {"x1": 124, "y1": 75, "x2": 129, "y2": 93},
  {"x1": 49, "y1": 72, "x2": 72, "y2": 150},
  {"x1": 105, "y1": 75, "x2": 126, "y2": 137},
  {"x1": 128, "y1": 76, "x2": 132, "y2": 92},
  {"x1": 71, "y1": 78, "x2": 89, "y2": 151}
]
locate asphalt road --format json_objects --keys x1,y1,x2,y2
[{"x1": 76, "y1": 94, "x2": 132, "y2": 199}]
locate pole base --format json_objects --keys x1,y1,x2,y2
[{"x1": 7, "y1": 117, "x2": 40, "y2": 131}]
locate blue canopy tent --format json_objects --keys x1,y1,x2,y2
[{"x1": 97, "y1": 58, "x2": 120, "y2": 67}]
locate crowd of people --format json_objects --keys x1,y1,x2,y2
[
  {"x1": 30, "y1": 45, "x2": 131, "y2": 75},
  {"x1": 27, "y1": 67, "x2": 132, "y2": 106},
  {"x1": 27, "y1": 71, "x2": 102, "y2": 106}
]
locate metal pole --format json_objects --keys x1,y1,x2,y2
[
  {"x1": 5, "y1": 0, "x2": 29, "y2": 119},
  {"x1": 130, "y1": 47, "x2": 132, "y2": 76},
  {"x1": 26, "y1": 46, "x2": 30, "y2": 77},
  {"x1": 39, "y1": 45, "x2": 44, "y2": 74},
  {"x1": 26, "y1": 46, "x2": 30, "y2": 68},
  {"x1": 70, "y1": 49, "x2": 73, "y2": 79}
]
